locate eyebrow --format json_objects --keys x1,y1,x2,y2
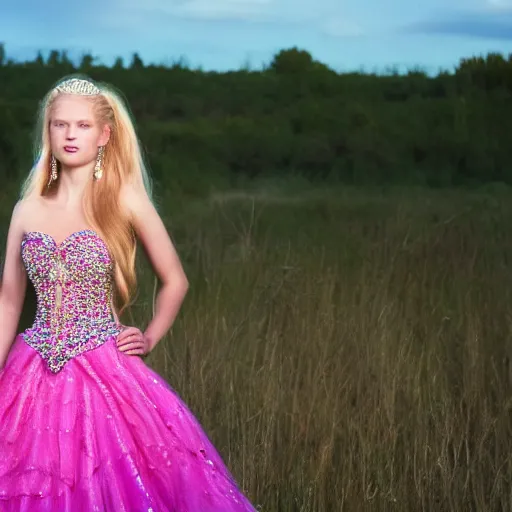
[{"x1": 52, "y1": 119, "x2": 93, "y2": 123}]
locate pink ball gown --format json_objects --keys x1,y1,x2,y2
[{"x1": 0, "y1": 230, "x2": 257, "y2": 512}]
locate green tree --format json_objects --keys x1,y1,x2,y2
[
  {"x1": 79, "y1": 53, "x2": 96, "y2": 72},
  {"x1": 130, "y1": 53, "x2": 144, "y2": 69},
  {"x1": 113, "y1": 57, "x2": 124, "y2": 69},
  {"x1": 270, "y1": 48, "x2": 315, "y2": 74},
  {"x1": 47, "y1": 50, "x2": 61, "y2": 67}
]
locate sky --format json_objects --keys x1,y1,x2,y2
[{"x1": 1, "y1": 0, "x2": 512, "y2": 74}]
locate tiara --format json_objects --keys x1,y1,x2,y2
[{"x1": 55, "y1": 78, "x2": 100, "y2": 96}]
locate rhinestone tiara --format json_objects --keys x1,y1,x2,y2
[{"x1": 55, "y1": 78, "x2": 100, "y2": 96}]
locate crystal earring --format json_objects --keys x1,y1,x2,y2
[
  {"x1": 94, "y1": 146, "x2": 104, "y2": 180},
  {"x1": 48, "y1": 154, "x2": 58, "y2": 187}
]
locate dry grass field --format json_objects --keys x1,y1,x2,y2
[{"x1": 9, "y1": 183, "x2": 512, "y2": 511}]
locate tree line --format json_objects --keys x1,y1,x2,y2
[{"x1": 1, "y1": 44, "x2": 512, "y2": 189}]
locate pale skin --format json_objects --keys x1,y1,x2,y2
[{"x1": 0, "y1": 95, "x2": 189, "y2": 369}]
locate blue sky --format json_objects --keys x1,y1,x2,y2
[{"x1": 1, "y1": 0, "x2": 512, "y2": 74}]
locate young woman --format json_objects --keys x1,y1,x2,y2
[{"x1": 0, "y1": 77, "x2": 256, "y2": 511}]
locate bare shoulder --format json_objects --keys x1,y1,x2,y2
[
  {"x1": 119, "y1": 180, "x2": 154, "y2": 226},
  {"x1": 118, "y1": 180, "x2": 186, "y2": 286},
  {"x1": 9, "y1": 197, "x2": 33, "y2": 231},
  {"x1": 2, "y1": 197, "x2": 34, "y2": 262},
  {"x1": 10, "y1": 196, "x2": 44, "y2": 234}
]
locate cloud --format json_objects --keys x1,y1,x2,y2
[
  {"x1": 1, "y1": 0, "x2": 107, "y2": 34},
  {"x1": 402, "y1": 9, "x2": 512, "y2": 40},
  {"x1": 486, "y1": 0, "x2": 512, "y2": 11},
  {"x1": 183, "y1": 0, "x2": 272, "y2": 20},
  {"x1": 116, "y1": 0, "x2": 367, "y2": 42},
  {"x1": 129, "y1": 0, "x2": 362, "y2": 29},
  {"x1": 136, "y1": 0, "x2": 275, "y2": 22}
]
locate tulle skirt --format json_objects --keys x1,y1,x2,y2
[{"x1": 0, "y1": 334, "x2": 256, "y2": 511}]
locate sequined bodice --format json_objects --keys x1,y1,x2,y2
[{"x1": 20, "y1": 230, "x2": 120, "y2": 373}]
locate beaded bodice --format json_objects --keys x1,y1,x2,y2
[{"x1": 20, "y1": 230, "x2": 121, "y2": 373}]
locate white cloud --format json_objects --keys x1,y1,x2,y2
[
  {"x1": 137, "y1": 0, "x2": 275, "y2": 21},
  {"x1": 183, "y1": 0, "x2": 271, "y2": 20},
  {"x1": 110, "y1": 0, "x2": 366, "y2": 39}
]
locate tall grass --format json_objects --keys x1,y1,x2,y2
[
  {"x1": 138, "y1": 185, "x2": 512, "y2": 511},
  {"x1": 8, "y1": 183, "x2": 512, "y2": 510}
]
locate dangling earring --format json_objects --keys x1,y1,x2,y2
[
  {"x1": 94, "y1": 146, "x2": 104, "y2": 180},
  {"x1": 48, "y1": 154, "x2": 58, "y2": 187}
]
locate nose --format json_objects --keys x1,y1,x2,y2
[{"x1": 65, "y1": 125, "x2": 77, "y2": 140}]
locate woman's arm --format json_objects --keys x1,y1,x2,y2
[
  {"x1": 120, "y1": 183, "x2": 189, "y2": 352},
  {"x1": 0, "y1": 201, "x2": 28, "y2": 368}
]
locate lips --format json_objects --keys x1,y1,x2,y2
[{"x1": 64, "y1": 146, "x2": 78, "y2": 153}]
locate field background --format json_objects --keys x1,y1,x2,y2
[{"x1": 2, "y1": 47, "x2": 512, "y2": 510}]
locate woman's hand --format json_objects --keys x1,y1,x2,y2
[{"x1": 116, "y1": 324, "x2": 151, "y2": 357}]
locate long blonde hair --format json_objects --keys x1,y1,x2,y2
[{"x1": 20, "y1": 75, "x2": 154, "y2": 316}]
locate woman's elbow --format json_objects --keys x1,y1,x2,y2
[
  {"x1": 178, "y1": 274, "x2": 189, "y2": 296},
  {"x1": 167, "y1": 269, "x2": 189, "y2": 296}
]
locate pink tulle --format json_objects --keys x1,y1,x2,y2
[{"x1": 0, "y1": 335, "x2": 256, "y2": 511}]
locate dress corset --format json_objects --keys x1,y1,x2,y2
[{"x1": 20, "y1": 230, "x2": 121, "y2": 373}]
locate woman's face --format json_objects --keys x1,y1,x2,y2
[{"x1": 49, "y1": 95, "x2": 109, "y2": 169}]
